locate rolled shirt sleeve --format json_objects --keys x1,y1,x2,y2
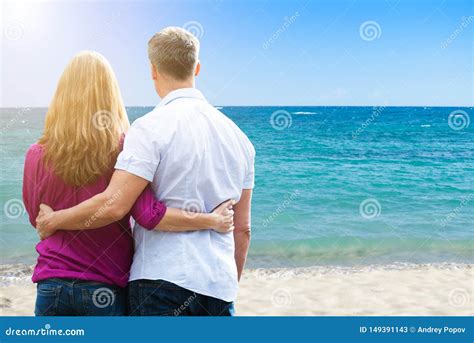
[
  {"x1": 130, "y1": 185, "x2": 167, "y2": 230},
  {"x1": 115, "y1": 119, "x2": 160, "y2": 182}
]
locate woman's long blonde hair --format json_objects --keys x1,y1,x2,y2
[{"x1": 39, "y1": 51, "x2": 129, "y2": 186}]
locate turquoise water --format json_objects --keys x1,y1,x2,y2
[{"x1": 1, "y1": 106, "x2": 473, "y2": 267}]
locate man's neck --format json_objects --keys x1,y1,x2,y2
[{"x1": 160, "y1": 81, "x2": 195, "y2": 99}]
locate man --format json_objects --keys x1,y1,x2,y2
[{"x1": 36, "y1": 27, "x2": 255, "y2": 316}]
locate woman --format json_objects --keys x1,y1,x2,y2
[{"x1": 22, "y1": 51, "x2": 233, "y2": 316}]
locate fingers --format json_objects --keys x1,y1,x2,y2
[
  {"x1": 39, "y1": 204, "x2": 53, "y2": 213},
  {"x1": 223, "y1": 209, "x2": 234, "y2": 217},
  {"x1": 223, "y1": 211, "x2": 234, "y2": 222},
  {"x1": 220, "y1": 199, "x2": 234, "y2": 209},
  {"x1": 36, "y1": 213, "x2": 45, "y2": 228},
  {"x1": 36, "y1": 227, "x2": 44, "y2": 240}
]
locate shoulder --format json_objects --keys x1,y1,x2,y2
[
  {"x1": 24, "y1": 143, "x2": 46, "y2": 173},
  {"x1": 130, "y1": 105, "x2": 175, "y2": 131},
  {"x1": 126, "y1": 108, "x2": 162, "y2": 141},
  {"x1": 26, "y1": 143, "x2": 44, "y2": 159},
  {"x1": 121, "y1": 107, "x2": 172, "y2": 152},
  {"x1": 217, "y1": 110, "x2": 256, "y2": 157}
]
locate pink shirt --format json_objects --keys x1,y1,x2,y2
[{"x1": 22, "y1": 143, "x2": 166, "y2": 287}]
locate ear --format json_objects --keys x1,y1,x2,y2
[
  {"x1": 195, "y1": 61, "x2": 201, "y2": 77},
  {"x1": 150, "y1": 63, "x2": 158, "y2": 80}
]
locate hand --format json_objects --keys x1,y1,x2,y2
[
  {"x1": 36, "y1": 204, "x2": 58, "y2": 240},
  {"x1": 211, "y1": 199, "x2": 235, "y2": 233}
]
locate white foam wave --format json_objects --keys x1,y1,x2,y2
[{"x1": 292, "y1": 111, "x2": 318, "y2": 115}]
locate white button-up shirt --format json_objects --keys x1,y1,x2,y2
[{"x1": 115, "y1": 88, "x2": 255, "y2": 301}]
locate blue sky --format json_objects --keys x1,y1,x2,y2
[{"x1": 1, "y1": 0, "x2": 472, "y2": 106}]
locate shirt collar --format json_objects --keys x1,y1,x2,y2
[{"x1": 159, "y1": 88, "x2": 207, "y2": 107}]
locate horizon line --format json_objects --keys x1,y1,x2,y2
[{"x1": 1, "y1": 105, "x2": 473, "y2": 109}]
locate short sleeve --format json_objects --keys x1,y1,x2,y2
[
  {"x1": 130, "y1": 185, "x2": 167, "y2": 230},
  {"x1": 22, "y1": 144, "x2": 43, "y2": 227},
  {"x1": 115, "y1": 119, "x2": 160, "y2": 182},
  {"x1": 243, "y1": 141, "x2": 255, "y2": 189}
]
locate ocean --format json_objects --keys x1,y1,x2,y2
[{"x1": 1, "y1": 106, "x2": 473, "y2": 271}]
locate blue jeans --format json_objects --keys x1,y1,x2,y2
[
  {"x1": 128, "y1": 279, "x2": 234, "y2": 316},
  {"x1": 35, "y1": 278, "x2": 127, "y2": 316}
]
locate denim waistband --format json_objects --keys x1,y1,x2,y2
[{"x1": 39, "y1": 278, "x2": 123, "y2": 289}]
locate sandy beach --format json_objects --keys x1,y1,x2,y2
[{"x1": 0, "y1": 263, "x2": 472, "y2": 316}]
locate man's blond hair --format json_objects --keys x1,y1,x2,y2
[{"x1": 148, "y1": 27, "x2": 200, "y2": 81}]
